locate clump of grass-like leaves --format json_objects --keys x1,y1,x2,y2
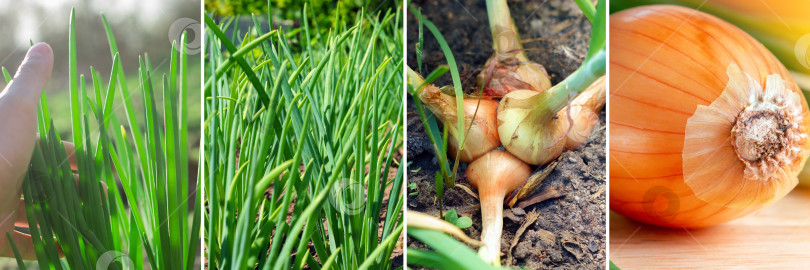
[
  {"x1": 204, "y1": 3, "x2": 403, "y2": 270},
  {"x1": 8, "y1": 8, "x2": 200, "y2": 270}
]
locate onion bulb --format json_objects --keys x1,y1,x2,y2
[
  {"x1": 497, "y1": 50, "x2": 606, "y2": 165},
  {"x1": 636, "y1": 0, "x2": 810, "y2": 73},
  {"x1": 558, "y1": 75, "x2": 606, "y2": 149},
  {"x1": 609, "y1": 5, "x2": 810, "y2": 228},
  {"x1": 475, "y1": 0, "x2": 551, "y2": 97},
  {"x1": 465, "y1": 150, "x2": 530, "y2": 265},
  {"x1": 407, "y1": 67, "x2": 500, "y2": 162}
]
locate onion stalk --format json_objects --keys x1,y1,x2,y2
[
  {"x1": 497, "y1": 50, "x2": 606, "y2": 165},
  {"x1": 481, "y1": 0, "x2": 606, "y2": 165},
  {"x1": 407, "y1": 211, "x2": 483, "y2": 247}
]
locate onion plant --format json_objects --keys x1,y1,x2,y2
[
  {"x1": 407, "y1": 0, "x2": 606, "y2": 267},
  {"x1": 204, "y1": 4, "x2": 403, "y2": 270},
  {"x1": 8, "y1": 8, "x2": 200, "y2": 270}
]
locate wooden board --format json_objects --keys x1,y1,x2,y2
[{"x1": 609, "y1": 187, "x2": 810, "y2": 269}]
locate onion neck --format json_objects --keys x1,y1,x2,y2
[
  {"x1": 528, "y1": 50, "x2": 607, "y2": 120},
  {"x1": 466, "y1": 151, "x2": 530, "y2": 264},
  {"x1": 407, "y1": 67, "x2": 462, "y2": 139},
  {"x1": 578, "y1": 76, "x2": 607, "y2": 111},
  {"x1": 478, "y1": 190, "x2": 506, "y2": 265},
  {"x1": 486, "y1": 0, "x2": 523, "y2": 56},
  {"x1": 419, "y1": 86, "x2": 465, "y2": 145},
  {"x1": 407, "y1": 65, "x2": 427, "y2": 90}
]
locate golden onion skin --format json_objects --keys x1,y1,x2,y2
[
  {"x1": 448, "y1": 98, "x2": 501, "y2": 162},
  {"x1": 609, "y1": 5, "x2": 810, "y2": 228},
  {"x1": 417, "y1": 83, "x2": 501, "y2": 163}
]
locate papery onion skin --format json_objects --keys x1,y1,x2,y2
[
  {"x1": 476, "y1": 53, "x2": 552, "y2": 97},
  {"x1": 466, "y1": 150, "x2": 530, "y2": 265},
  {"x1": 418, "y1": 83, "x2": 501, "y2": 163},
  {"x1": 476, "y1": 0, "x2": 552, "y2": 97},
  {"x1": 609, "y1": 5, "x2": 810, "y2": 228},
  {"x1": 451, "y1": 98, "x2": 501, "y2": 162},
  {"x1": 559, "y1": 76, "x2": 606, "y2": 149}
]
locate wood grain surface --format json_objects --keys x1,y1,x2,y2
[{"x1": 610, "y1": 187, "x2": 810, "y2": 269}]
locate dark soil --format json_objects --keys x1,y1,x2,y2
[{"x1": 406, "y1": 0, "x2": 605, "y2": 269}]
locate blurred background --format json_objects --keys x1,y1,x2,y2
[
  {"x1": 0, "y1": 0, "x2": 201, "y2": 152},
  {"x1": 0, "y1": 0, "x2": 199, "y2": 267}
]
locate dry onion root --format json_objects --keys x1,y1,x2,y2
[{"x1": 609, "y1": 5, "x2": 810, "y2": 228}]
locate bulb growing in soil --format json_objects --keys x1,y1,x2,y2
[
  {"x1": 407, "y1": 67, "x2": 501, "y2": 162},
  {"x1": 476, "y1": 0, "x2": 552, "y2": 97},
  {"x1": 466, "y1": 150, "x2": 531, "y2": 265},
  {"x1": 497, "y1": 50, "x2": 605, "y2": 165}
]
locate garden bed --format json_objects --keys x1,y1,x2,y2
[{"x1": 406, "y1": 0, "x2": 605, "y2": 268}]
